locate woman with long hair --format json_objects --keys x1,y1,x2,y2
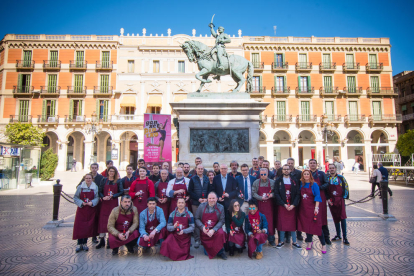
[
  {"x1": 297, "y1": 169, "x2": 327, "y2": 254},
  {"x1": 146, "y1": 119, "x2": 168, "y2": 161},
  {"x1": 226, "y1": 199, "x2": 246, "y2": 256}
]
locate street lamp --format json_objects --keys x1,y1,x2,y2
[
  {"x1": 84, "y1": 112, "x2": 103, "y2": 165},
  {"x1": 321, "y1": 115, "x2": 335, "y2": 163}
]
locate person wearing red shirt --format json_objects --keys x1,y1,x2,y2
[{"x1": 129, "y1": 167, "x2": 156, "y2": 215}]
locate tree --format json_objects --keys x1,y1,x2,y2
[
  {"x1": 5, "y1": 123, "x2": 45, "y2": 146},
  {"x1": 40, "y1": 148, "x2": 58, "y2": 180},
  {"x1": 396, "y1": 130, "x2": 414, "y2": 157}
]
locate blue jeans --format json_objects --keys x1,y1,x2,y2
[
  {"x1": 335, "y1": 219, "x2": 347, "y2": 239},
  {"x1": 204, "y1": 248, "x2": 224, "y2": 256},
  {"x1": 279, "y1": 231, "x2": 297, "y2": 243},
  {"x1": 256, "y1": 241, "x2": 264, "y2": 252}
]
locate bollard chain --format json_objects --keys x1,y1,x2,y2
[{"x1": 345, "y1": 189, "x2": 380, "y2": 206}]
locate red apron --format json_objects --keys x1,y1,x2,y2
[
  {"x1": 108, "y1": 209, "x2": 139, "y2": 249},
  {"x1": 297, "y1": 184, "x2": 322, "y2": 236},
  {"x1": 228, "y1": 220, "x2": 245, "y2": 247},
  {"x1": 157, "y1": 181, "x2": 170, "y2": 222},
  {"x1": 123, "y1": 176, "x2": 135, "y2": 195},
  {"x1": 98, "y1": 181, "x2": 119, "y2": 233},
  {"x1": 247, "y1": 217, "x2": 268, "y2": 258},
  {"x1": 328, "y1": 179, "x2": 347, "y2": 224},
  {"x1": 200, "y1": 205, "x2": 227, "y2": 259},
  {"x1": 160, "y1": 211, "x2": 194, "y2": 261},
  {"x1": 277, "y1": 184, "x2": 297, "y2": 232},
  {"x1": 73, "y1": 190, "x2": 97, "y2": 240},
  {"x1": 138, "y1": 209, "x2": 166, "y2": 247},
  {"x1": 257, "y1": 180, "x2": 274, "y2": 236},
  {"x1": 314, "y1": 171, "x2": 328, "y2": 226},
  {"x1": 133, "y1": 179, "x2": 149, "y2": 215},
  {"x1": 169, "y1": 179, "x2": 190, "y2": 213}
]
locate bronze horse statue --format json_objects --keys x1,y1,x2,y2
[{"x1": 181, "y1": 40, "x2": 253, "y2": 93}]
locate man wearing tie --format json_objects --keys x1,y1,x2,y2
[
  {"x1": 236, "y1": 164, "x2": 256, "y2": 214},
  {"x1": 212, "y1": 164, "x2": 238, "y2": 218}
]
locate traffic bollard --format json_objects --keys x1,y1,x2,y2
[
  {"x1": 53, "y1": 179, "x2": 62, "y2": 221},
  {"x1": 380, "y1": 180, "x2": 388, "y2": 215}
]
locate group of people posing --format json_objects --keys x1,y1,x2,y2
[{"x1": 72, "y1": 156, "x2": 350, "y2": 261}]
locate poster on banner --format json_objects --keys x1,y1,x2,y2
[{"x1": 144, "y1": 114, "x2": 172, "y2": 168}]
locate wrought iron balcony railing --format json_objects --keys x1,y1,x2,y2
[
  {"x1": 43, "y1": 60, "x2": 61, "y2": 70},
  {"x1": 37, "y1": 115, "x2": 59, "y2": 123},
  {"x1": 69, "y1": 60, "x2": 88, "y2": 70},
  {"x1": 16, "y1": 60, "x2": 35, "y2": 69},
  {"x1": 9, "y1": 115, "x2": 32, "y2": 123},
  {"x1": 96, "y1": 61, "x2": 113, "y2": 70},
  {"x1": 342, "y1": 62, "x2": 360, "y2": 72},
  {"x1": 13, "y1": 86, "x2": 34, "y2": 94},
  {"x1": 295, "y1": 62, "x2": 313, "y2": 71},
  {"x1": 252, "y1": 62, "x2": 264, "y2": 70},
  {"x1": 366, "y1": 63, "x2": 383, "y2": 72},
  {"x1": 319, "y1": 62, "x2": 336, "y2": 71},
  {"x1": 271, "y1": 62, "x2": 288, "y2": 71},
  {"x1": 40, "y1": 86, "x2": 61, "y2": 94},
  {"x1": 271, "y1": 86, "x2": 290, "y2": 95}
]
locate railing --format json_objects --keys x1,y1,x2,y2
[
  {"x1": 67, "y1": 86, "x2": 87, "y2": 94},
  {"x1": 370, "y1": 114, "x2": 402, "y2": 122},
  {"x1": 271, "y1": 62, "x2": 288, "y2": 70},
  {"x1": 9, "y1": 115, "x2": 32, "y2": 123},
  {"x1": 398, "y1": 94, "x2": 414, "y2": 104},
  {"x1": 319, "y1": 87, "x2": 339, "y2": 94},
  {"x1": 324, "y1": 114, "x2": 342, "y2": 122},
  {"x1": 93, "y1": 86, "x2": 113, "y2": 94},
  {"x1": 366, "y1": 87, "x2": 396, "y2": 95},
  {"x1": 97, "y1": 115, "x2": 110, "y2": 123},
  {"x1": 271, "y1": 86, "x2": 290, "y2": 95},
  {"x1": 402, "y1": 113, "x2": 414, "y2": 121},
  {"x1": 251, "y1": 86, "x2": 266, "y2": 94},
  {"x1": 295, "y1": 62, "x2": 312, "y2": 70},
  {"x1": 345, "y1": 114, "x2": 366, "y2": 122},
  {"x1": 37, "y1": 115, "x2": 59, "y2": 123},
  {"x1": 69, "y1": 60, "x2": 88, "y2": 70},
  {"x1": 342, "y1": 62, "x2": 360, "y2": 71},
  {"x1": 13, "y1": 86, "x2": 34, "y2": 94},
  {"x1": 40, "y1": 86, "x2": 61, "y2": 94},
  {"x1": 366, "y1": 63, "x2": 383, "y2": 71},
  {"x1": 297, "y1": 114, "x2": 317, "y2": 122},
  {"x1": 65, "y1": 115, "x2": 86, "y2": 123},
  {"x1": 295, "y1": 87, "x2": 314, "y2": 94},
  {"x1": 272, "y1": 114, "x2": 292, "y2": 122},
  {"x1": 96, "y1": 61, "x2": 113, "y2": 70},
  {"x1": 343, "y1": 86, "x2": 363, "y2": 94},
  {"x1": 111, "y1": 115, "x2": 144, "y2": 122},
  {"x1": 43, "y1": 60, "x2": 61, "y2": 70},
  {"x1": 16, "y1": 60, "x2": 35, "y2": 69},
  {"x1": 252, "y1": 62, "x2": 264, "y2": 69},
  {"x1": 319, "y1": 62, "x2": 336, "y2": 70}
]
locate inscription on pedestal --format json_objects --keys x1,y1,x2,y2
[{"x1": 190, "y1": 129, "x2": 249, "y2": 153}]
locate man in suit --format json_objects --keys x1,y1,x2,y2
[
  {"x1": 212, "y1": 164, "x2": 238, "y2": 216},
  {"x1": 236, "y1": 164, "x2": 256, "y2": 214}
]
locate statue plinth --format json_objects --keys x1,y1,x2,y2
[{"x1": 170, "y1": 93, "x2": 269, "y2": 167}]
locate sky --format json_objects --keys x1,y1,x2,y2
[{"x1": 2, "y1": 0, "x2": 413, "y2": 74}]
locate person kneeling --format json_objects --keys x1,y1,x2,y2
[
  {"x1": 160, "y1": 198, "x2": 195, "y2": 261},
  {"x1": 107, "y1": 195, "x2": 139, "y2": 255},
  {"x1": 245, "y1": 199, "x2": 268, "y2": 259},
  {"x1": 137, "y1": 197, "x2": 167, "y2": 256}
]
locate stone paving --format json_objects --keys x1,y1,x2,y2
[{"x1": 0, "y1": 171, "x2": 413, "y2": 275}]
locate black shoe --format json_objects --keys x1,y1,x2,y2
[
  {"x1": 297, "y1": 235, "x2": 303, "y2": 241},
  {"x1": 389, "y1": 191, "x2": 393, "y2": 197},
  {"x1": 343, "y1": 238, "x2": 350, "y2": 246},
  {"x1": 95, "y1": 238, "x2": 105, "y2": 249},
  {"x1": 112, "y1": 248, "x2": 119, "y2": 255},
  {"x1": 269, "y1": 241, "x2": 277, "y2": 247},
  {"x1": 76, "y1": 244, "x2": 83, "y2": 253},
  {"x1": 92, "y1": 237, "x2": 99, "y2": 244},
  {"x1": 276, "y1": 242, "x2": 284, "y2": 249},
  {"x1": 219, "y1": 252, "x2": 227, "y2": 260},
  {"x1": 126, "y1": 246, "x2": 135, "y2": 254},
  {"x1": 238, "y1": 248, "x2": 243, "y2": 254},
  {"x1": 224, "y1": 242, "x2": 230, "y2": 252},
  {"x1": 229, "y1": 246, "x2": 235, "y2": 256},
  {"x1": 292, "y1": 243, "x2": 301, "y2": 249},
  {"x1": 106, "y1": 238, "x2": 110, "y2": 249},
  {"x1": 331, "y1": 235, "x2": 342, "y2": 242},
  {"x1": 325, "y1": 239, "x2": 332, "y2": 245}
]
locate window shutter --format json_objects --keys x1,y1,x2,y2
[
  {"x1": 259, "y1": 76, "x2": 263, "y2": 92},
  {"x1": 42, "y1": 100, "x2": 47, "y2": 118},
  {"x1": 51, "y1": 100, "x2": 56, "y2": 116},
  {"x1": 274, "y1": 53, "x2": 277, "y2": 64},
  {"x1": 79, "y1": 100, "x2": 83, "y2": 116},
  {"x1": 96, "y1": 99, "x2": 100, "y2": 117},
  {"x1": 307, "y1": 76, "x2": 311, "y2": 92},
  {"x1": 17, "y1": 74, "x2": 22, "y2": 90},
  {"x1": 69, "y1": 99, "x2": 74, "y2": 118},
  {"x1": 282, "y1": 53, "x2": 285, "y2": 65},
  {"x1": 283, "y1": 76, "x2": 286, "y2": 90},
  {"x1": 274, "y1": 75, "x2": 277, "y2": 90},
  {"x1": 298, "y1": 76, "x2": 301, "y2": 90}
]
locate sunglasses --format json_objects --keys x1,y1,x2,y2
[
  {"x1": 260, "y1": 174, "x2": 267, "y2": 176},
  {"x1": 248, "y1": 207, "x2": 256, "y2": 210}
]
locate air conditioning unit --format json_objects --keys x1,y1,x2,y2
[
  {"x1": 76, "y1": 116, "x2": 84, "y2": 122},
  {"x1": 48, "y1": 117, "x2": 56, "y2": 123}
]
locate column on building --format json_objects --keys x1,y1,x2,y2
[
  {"x1": 84, "y1": 140, "x2": 94, "y2": 171},
  {"x1": 56, "y1": 140, "x2": 68, "y2": 172}
]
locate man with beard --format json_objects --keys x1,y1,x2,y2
[
  {"x1": 228, "y1": 160, "x2": 242, "y2": 179},
  {"x1": 258, "y1": 160, "x2": 274, "y2": 180},
  {"x1": 183, "y1": 163, "x2": 193, "y2": 178},
  {"x1": 162, "y1": 162, "x2": 175, "y2": 180},
  {"x1": 189, "y1": 157, "x2": 208, "y2": 176},
  {"x1": 149, "y1": 163, "x2": 161, "y2": 183},
  {"x1": 249, "y1": 158, "x2": 260, "y2": 178}
]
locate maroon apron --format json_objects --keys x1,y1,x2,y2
[
  {"x1": 160, "y1": 212, "x2": 194, "y2": 261},
  {"x1": 73, "y1": 190, "x2": 97, "y2": 240},
  {"x1": 98, "y1": 180, "x2": 119, "y2": 233},
  {"x1": 277, "y1": 183, "x2": 297, "y2": 232},
  {"x1": 157, "y1": 181, "x2": 170, "y2": 222},
  {"x1": 328, "y1": 179, "x2": 347, "y2": 224},
  {"x1": 228, "y1": 220, "x2": 245, "y2": 247},
  {"x1": 257, "y1": 180, "x2": 274, "y2": 236},
  {"x1": 247, "y1": 216, "x2": 268, "y2": 258},
  {"x1": 200, "y1": 205, "x2": 227, "y2": 259},
  {"x1": 169, "y1": 179, "x2": 190, "y2": 213},
  {"x1": 314, "y1": 172, "x2": 328, "y2": 226},
  {"x1": 133, "y1": 179, "x2": 149, "y2": 215},
  {"x1": 108, "y1": 209, "x2": 139, "y2": 249},
  {"x1": 138, "y1": 209, "x2": 166, "y2": 247},
  {"x1": 123, "y1": 176, "x2": 135, "y2": 195},
  {"x1": 297, "y1": 184, "x2": 322, "y2": 236}
]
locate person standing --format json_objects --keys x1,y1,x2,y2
[
  {"x1": 189, "y1": 157, "x2": 208, "y2": 176},
  {"x1": 245, "y1": 199, "x2": 268, "y2": 259},
  {"x1": 226, "y1": 199, "x2": 246, "y2": 256},
  {"x1": 252, "y1": 168, "x2": 276, "y2": 247},
  {"x1": 258, "y1": 156, "x2": 265, "y2": 168},
  {"x1": 167, "y1": 167, "x2": 191, "y2": 212},
  {"x1": 249, "y1": 158, "x2": 260, "y2": 178},
  {"x1": 297, "y1": 170, "x2": 327, "y2": 254},
  {"x1": 101, "y1": 160, "x2": 113, "y2": 177},
  {"x1": 258, "y1": 160, "x2": 275, "y2": 179},
  {"x1": 133, "y1": 159, "x2": 151, "y2": 177},
  {"x1": 287, "y1": 158, "x2": 302, "y2": 185},
  {"x1": 120, "y1": 164, "x2": 136, "y2": 195},
  {"x1": 236, "y1": 164, "x2": 255, "y2": 214},
  {"x1": 213, "y1": 162, "x2": 221, "y2": 176},
  {"x1": 353, "y1": 162, "x2": 360, "y2": 175},
  {"x1": 378, "y1": 162, "x2": 393, "y2": 197},
  {"x1": 274, "y1": 165, "x2": 301, "y2": 249},
  {"x1": 327, "y1": 164, "x2": 350, "y2": 246},
  {"x1": 228, "y1": 161, "x2": 242, "y2": 179},
  {"x1": 370, "y1": 164, "x2": 382, "y2": 197},
  {"x1": 73, "y1": 173, "x2": 99, "y2": 252},
  {"x1": 183, "y1": 163, "x2": 193, "y2": 178},
  {"x1": 212, "y1": 164, "x2": 238, "y2": 217},
  {"x1": 96, "y1": 167, "x2": 124, "y2": 249},
  {"x1": 149, "y1": 163, "x2": 161, "y2": 183},
  {"x1": 334, "y1": 157, "x2": 342, "y2": 175},
  {"x1": 71, "y1": 158, "x2": 77, "y2": 172},
  {"x1": 129, "y1": 167, "x2": 156, "y2": 215},
  {"x1": 154, "y1": 169, "x2": 171, "y2": 222},
  {"x1": 161, "y1": 162, "x2": 175, "y2": 180},
  {"x1": 160, "y1": 198, "x2": 195, "y2": 261},
  {"x1": 107, "y1": 195, "x2": 139, "y2": 255},
  {"x1": 272, "y1": 160, "x2": 282, "y2": 180}
]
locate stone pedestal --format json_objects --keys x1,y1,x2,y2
[{"x1": 170, "y1": 93, "x2": 269, "y2": 167}]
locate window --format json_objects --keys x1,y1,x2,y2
[
  {"x1": 299, "y1": 76, "x2": 310, "y2": 92},
  {"x1": 178, "y1": 61, "x2": 185, "y2": 73},
  {"x1": 402, "y1": 105, "x2": 407, "y2": 116},
  {"x1": 124, "y1": 106, "x2": 135, "y2": 115},
  {"x1": 17, "y1": 74, "x2": 31, "y2": 92},
  {"x1": 150, "y1": 106, "x2": 161, "y2": 114},
  {"x1": 301, "y1": 101, "x2": 310, "y2": 121},
  {"x1": 128, "y1": 60, "x2": 135, "y2": 73},
  {"x1": 275, "y1": 54, "x2": 284, "y2": 68},
  {"x1": 372, "y1": 101, "x2": 382, "y2": 121},
  {"x1": 23, "y1": 50, "x2": 32, "y2": 67},
  {"x1": 74, "y1": 75, "x2": 84, "y2": 93},
  {"x1": 404, "y1": 124, "x2": 410, "y2": 133},
  {"x1": 346, "y1": 54, "x2": 354, "y2": 69},
  {"x1": 369, "y1": 54, "x2": 377, "y2": 69},
  {"x1": 153, "y1": 60, "x2": 160, "y2": 73},
  {"x1": 370, "y1": 76, "x2": 380, "y2": 93},
  {"x1": 19, "y1": 100, "x2": 30, "y2": 122},
  {"x1": 276, "y1": 76, "x2": 285, "y2": 92},
  {"x1": 253, "y1": 76, "x2": 261, "y2": 92},
  {"x1": 322, "y1": 54, "x2": 331, "y2": 69},
  {"x1": 97, "y1": 100, "x2": 109, "y2": 122},
  {"x1": 325, "y1": 101, "x2": 334, "y2": 121},
  {"x1": 49, "y1": 51, "x2": 58, "y2": 67},
  {"x1": 101, "y1": 51, "x2": 110, "y2": 68},
  {"x1": 42, "y1": 100, "x2": 56, "y2": 120},
  {"x1": 299, "y1": 54, "x2": 307, "y2": 68},
  {"x1": 252, "y1": 53, "x2": 260, "y2": 67},
  {"x1": 70, "y1": 100, "x2": 83, "y2": 121},
  {"x1": 347, "y1": 76, "x2": 356, "y2": 93},
  {"x1": 100, "y1": 75, "x2": 109, "y2": 93},
  {"x1": 348, "y1": 101, "x2": 358, "y2": 121},
  {"x1": 276, "y1": 101, "x2": 286, "y2": 121},
  {"x1": 48, "y1": 75, "x2": 57, "y2": 93},
  {"x1": 75, "y1": 51, "x2": 84, "y2": 67},
  {"x1": 324, "y1": 76, "x2": 333, "y2": 93}
]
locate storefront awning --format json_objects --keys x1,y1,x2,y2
[
  {"x1": 173, "y1": 95, "x2": 187, "y2": 102},
  {"x1": 402, "y1": 105, "x2": 407, "y2": 111},
  {"x1": 120, "y1": 96, "x2": 136, "y2": 107},
  {"x1": 147, "y1": 95, "x2": 162, "y2": 107}
]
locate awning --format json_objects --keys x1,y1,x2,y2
[
  {"x1": 120, "y1": 96, "x2": 136, "y2": 107},
  {"x1": 174, "y1": 95, "x2": 187, "y2": 102},
  {"x1": 147, "y1": 95, "x2": 162, "y2": 107},
  {"x1": 402, "y1": 105, "x2": 407, "y2": 111}
]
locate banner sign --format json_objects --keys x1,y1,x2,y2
[
  {"x1": 144, "y1": 114, "x2": 172, "y2": 163},
  {"x1": 0, "y1": 146, "x2": 20, "y2": 156}
]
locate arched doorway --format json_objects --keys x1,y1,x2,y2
[
  {"x1": 324, "y1": 131, "x2": 341, "y2": 163},
  {"x1": 94, "y1": 131, "x2": 112, "y2": 169},
  {"x1": 273, "y1": 130, "x2": 291, "y2": 164},
  {"x1": 66, "y1": 131, "x2": 85, "y2": 171},
  {"x1": 298, "y1": 130, "x2": 316, "y2": 167},
  {"x1": 371, "y1": 130, "x2": 388, "y2": 154},
  {"x1": 119, "y1": 131, "x2": 138, "y2": 171},
  {"x1": 346, "y1": 130, "x2": 364, "y2": 170},
  {"x1": 42, "y1": 132, "x2": 59, "y2": 154}
]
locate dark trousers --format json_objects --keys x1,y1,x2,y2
[
  {"x1": 114, "y1": 238, "x2": 138, "y2": 250},
  {"x1": 335, "y1": 219, "x2": 347, "y2": 239},
  {"x1": 305, "y1": 232, "x2": 326, "y2": 246},
  {"x1": 322, "y1": 225, "x2": 330, "y2": 241},
  {"x1": 371, "y1": 182, "x2": 380, "y2": 195},
  {"x1": 77, "y1": 238, "x2": 87, "y2": 245}
]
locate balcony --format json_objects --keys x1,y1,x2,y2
[
  {"x1": 398, "y1": 94, "x2": 414, "y2": 104},
  {"x1": 40, "y1": 86, "x2": 61, "y2": 97},
  {"x1": 253, "y1": 62, "x2": 264, "y2": 71},
  {"x1": 43, "y1": 60, "x2": 61, "y2": 70},
  {"x1": 93, "y1": 86, "x2": 113, "y2": 97},
  {"x1": 37, "y1": 115, "x2": 59, "y2": 124},
  {"x1": 295, "y1": 87, "x2": 314, "y2": 97},
  {"x1": 366, "y1": 87, "x2": 397, "y2": 97},
  {"x1": 369, "y1": 114, "x2": 402, "y2": 123},
  {"x1": 272, "y1": 114, "x2": 293, "y2": 123},
  {"x1": 271, "y1": 62, "x2": 288, "y2": 72},
  {"x1": 16, "y1": 60, "x2": 35, "y2": 70},
  {"x1": 69, "y1": 60, "x2": 87, "y2": 70},
  {"x1": 67, "y1": 86, "x2": 87, "y2": 97},
  {"x1": 319, "y1": 62, "x2": 336, "y2": 72},
  {"x1": 65, "y1": 115, "x2": 86, "y2": 124},
  {"x1": 9, "y1": 115, "x2": 32, "y2": 123},
  {"x1": 91, "y1": 114, "x2": 110, "y2": 123},
  {"x1": 319, "y1": 87, "x2": 339, "y2": 97},
  {"x1": 271, "y1": 86, "x2": 290, "y2": 97},
  {"x1": 13, "y1": 86, "x2": 34, "y2": 96},
  {"x1": 344, "y1": 115, "x2": 366, "y2": 124},
  {"x1": 342, "y1": 62, "x2": 360, "y2": 72},
  {"x1": 295, "y1": 62, "x2": 312, "y2": 72},
  {"x1": 342, "y1": 87, "x2": 363, "y2": 97},
  {"x1": 111, "y1": 114, "x2": 144, "y2": 123},
  {"x1": 402, "y1": 113, "x2": 414, "y2": 121},
  {"x1": 324, "y1": 114, "x2": 342, "y2": 123},
  {"x1": 366, "y1": 63, "x2": 383, "y2": 72},
  {"x1": 96, "y1": 61, "x2": 113, "y2": 71},
  {"x1": 296, "y1": 114, "x2": 317, "y2": 123}
]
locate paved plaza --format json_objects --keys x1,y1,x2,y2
[{"x1": 0, "y1": 171, "x2": 413, "y2": 275}]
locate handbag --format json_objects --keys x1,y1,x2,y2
[{"x1": 369, "y1": 172, "x2": 376, "y2": 184}]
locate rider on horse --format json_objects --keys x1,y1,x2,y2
[{"x1": 209, "y1": 24, "x2": 231, "y2": 72}]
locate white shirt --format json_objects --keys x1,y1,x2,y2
[
  {"x1": 166, "y1": 177, "x2": 190, "y2": 197},
  {"x1": 283, "y1": 177, "x2": 291, "y2": 185}
]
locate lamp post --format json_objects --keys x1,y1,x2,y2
[
  {"x1": 321, "y1": 115, "x2": 335, "y2": 163},
  {"x1": 84, "y1": 112, "x2": 103, "y2": 165}
]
